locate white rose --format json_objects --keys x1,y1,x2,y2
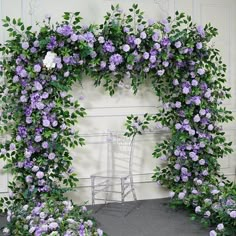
[
  {"x1": 43, "y1": 51, "x2": 57, "y2": 69},
  {"x1": 3, "y1": 228, "x2": 10, "y2": 234}
]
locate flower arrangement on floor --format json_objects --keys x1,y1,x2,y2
[{"x1": 0, "y1": 4, "x2": 235, "y2": 236}]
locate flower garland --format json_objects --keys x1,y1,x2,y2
[{"x1": 0, "y1": 4, "x2": 235, "y2": 236}]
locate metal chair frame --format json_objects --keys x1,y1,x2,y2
[{"x1": 91, "y1": 131, "x2": 137, "y2": 205}]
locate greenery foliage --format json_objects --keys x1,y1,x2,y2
[{"x1": 0, "y1": 4, "x2": 235, "y2": 236}]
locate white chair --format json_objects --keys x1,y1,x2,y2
[{"x1": 91, "y1": 131, "x2": 137, "y2": 205}]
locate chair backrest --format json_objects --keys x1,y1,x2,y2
[{"x1": 106, "y1": 131, "x2": 135, "y2": 176}]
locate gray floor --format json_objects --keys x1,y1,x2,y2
[
  {"x1": 0, "y1": 198, "x2": 210, "y2": 236},
  {"x1": 88, "y1": 198, "x2": 210, "y2": 236}
]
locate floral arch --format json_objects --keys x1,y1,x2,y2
[{"x1": 0, "y1": 4, "x2": 235, "y2": 236}]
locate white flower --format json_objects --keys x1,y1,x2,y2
[
  {"x1": 29, "y1": 227, "x2": 36, "y2": 233},
  {"x1": 23, "y1": 205, "x2": 29, "y2": 211},
  {"x1": 49, "y1": 231, "x2": 59, "y2": 236},
  {"x1": 43, "y1": 51, "x2": 57, "y2": 69},
  {"x1": 3, "y1": 228, "x2": 10, "y2": 234}
]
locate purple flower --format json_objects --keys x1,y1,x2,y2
[
  {"x1": 192, "y1": 96, "x2": 201, "y2": 105},
  {"x1": 230, "y1": 211, "x2": 236, "y2": 218},
  {"x1": 24, "y1": 150, "x2": 32, "y2": 158},
  {"x1": 71, "y1": 33, "x2": 78, "y2": 42},
  {"x1": 13, "y1": 75, "x2": 19, "y2": 83},
  {"x1": 109, "y1": 54, "x2": 123, "y2": 65},
  {"x1": 204, "y1": 211, "x2": 211, "y2": 218},
  {"x1": 90, "y1": 51, "x2": 97, "y2": 58},
  {"x1": 161, "y1": 37, "x2": 170, "y2": 46},
  {"x1": 197, "y1": 68, "x2": 205, "y2": 75},
  {"x1": 202, "y1": 170, "x2": 208, "y2": 176},
  {"x1": 173, "y1": 79, "x2": 179, "y2": 86},
  {"x1": 64, "y1": 71, "x2": 70, "y2": 77},
  {"x1": 174, "y1": 163, "x2": 181, "y2": 170},
  {"x1": 34, "y1": 64, "x2": 41, "y2": 73},
  {"x1": 0, "y1": 148, "x2": 6, "y2": 155},
  {"x1": 148, "y1": 18, "x2": 155, "y2": 26},
  {"x1": 149, "y1": 55, "x2": 156, "y2": 64},
  {"x1": 100, "y1": 61, "x2": 106, "y2": 69},
  {"x1": 157, "y1": 69, "x2": 165, "y2": 76},
  {"x1": 20, "y1": 95, "x2": 27, "y2": 103},
  {"x1": 36, "y1": 171, "x2": 44, "y2": 179},
  {"x1": 109, "y1": 63, "x2": 116, "y2": 71},
  {"x1": 175, "y1": 41, "x2": 182, "y2": 48},
  {"x1": 18, "y1": 125, "x2": 27, "y2": 138},
  {"x1": 97, "y1": 229, "x2": 103, "y2": 236},
  {"x1": 123, "y1": 27, "x2": 130, "y2": 33},
  {"x1": 197, "y1": 25, "x2": 205, "y2": 37},
  {"x1": 196, "y1": 42, "x2": 202, "y2": 49},
  {"x1": 182, "y1": 87, "x2": 190, "y2": 94},
  {"x1": 34, "y1": 81, "x2": 43, "y2": 91},
  {"x1": 34, "y1": 135, "x2": 42, "y2": 143},
  {"x1": 191, "y1": 79, "x2": 198, "y2": 86},
  {"x1": 52, "y1": 120, "x2": 58, "y2": 127},
  {"x1": 164, "y1": 25, "x2": 171, "y2": 33},
  {"x1": 137, "y1": 24, "x2": 144, "y2": 31},
  {"x1": 208, "y1": 124, "x2": 214, "y2": 131},
  {"x1": 19, "y1": 69, "x2": 28, "y2": 78},
  {"x1": 48, "y1": 153, "x2": 56, "y2": 160},
  {"x1": 175, "y1": 101, "x2": 181, "y2": 108},
  {"x1": 49, "y1": 222, "x2": 59, "y2": 230},
  {"x1": 122, "y1": 44, "x2": 130, "y2": 52},
  {"x1": 32, "y1": 166, "x2": 39, "y2": 172},
  {"x1": 30, "y1": 47, "x2": 37, "y2": 53},
  {"x1": 143, "y1": 52, "x2": 149, "y2": 60},
  {"x1": 43, "y1": 119, "x2": 50, "y2": 127},
  {"x1": 33, "y1": 41, "x2": 39, "y2": 47},
  {"x1": 103, "y1": 40, "x2": 115, "y2": 53},
  {"x1": 36, "y1": 102, "x2": 45, "y2": 110},
  {"x1": 83, "y1": 32, "x2": 96, "y2": 44},
  {"x1": 189, "y1": 129, "x2": 195, "y2": 136},
  {"x1": 47, "y1": 36, "x2": 58, "y2": 50},
  {"x1": 195, "y1": 206, "x2": 201, "y2": 213},
  {"x1": 217, "y1": 223, "x2": 224, "y2": 231},
  {"x1": 42, "y1": 141, "x2": 49, "y2": 149},
  {"x1": 9, "y1": 143, "x2": 16, "y2": 150},
  {"x1": 192, "y1": 189, "x2": 198, "y2": 194},
  {"x1": 178, "y1": 192, "x2": 185, "y2": 200},
  {"x1": 57, "y1": 25, "x2": 73, "y2": 36},
  {"x1": 134, "y1": 38, "x2": 141, "y2": 45},
  {"x1": 154, "y1": 43, "x2": 161, "y2": 50},
  {"x1": 193, "y1": 114, "x2": 201, "y2": 123},
  {"x1": 42, "y1": 92, "x2": 49, "y2": 99},
  {"x1": 21, "y1": 42, "x2": 29, "y2": 49},
  {"x1": 25, "y1": 175, "x2": 33, "y2": 183},
  {"x1": 140, "y1": 31, "x2": 147, "y2": 39},
  {"x1": 152, "y1": 32, "x2": 159, "y2": 42},
  {"x1": 98, "y1": 36, "x2": 105, "y2": 44},
  {"x1": 209, "y1": 230, "x2": 217, "y2": 236},
  {"x1": 162, "y1": 61, "x2": 169, "y2": 67}
]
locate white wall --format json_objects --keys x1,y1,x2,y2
[{"x1": 0, "y1": 0, "x2": 235, "y2": 204}]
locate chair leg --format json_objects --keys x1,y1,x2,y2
[
  {"x1": 91, "y1": 176, "x2": 95, "y2": 205},
  {"x1": 105, "y1": 179, "x2": 109, "y2": 204},
  {"x1": 130, "y1": 176, "x2": 137, "y2": 201},
  {"x1": 121, "y1": 178, "x2": 125, "y2": 203}
]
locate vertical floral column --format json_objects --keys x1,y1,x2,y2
[{"x1": 0, "y1": 16, "x2": 102, "y2": 236}]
